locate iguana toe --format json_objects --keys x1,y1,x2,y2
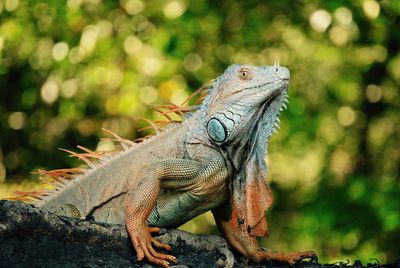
[
  {"x1": 249, "y1": 249, "x2": 316, "y2": 265},
  {"x1": 148, "y1": 226, "x2": 173, "y2": 251},
  {"x1": 128, "y1": 223, "x2": 177, "y2": 267},
  {"x1": 149, "y1": 226, "x2": 160, "y2": 234},
  {"x1": 287, "y1": 250, "x2": 317, "y2": 264},
  {"x1": 151, "y1": 237, "x2": 172, "y2": 251}
]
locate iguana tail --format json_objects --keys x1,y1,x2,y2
[{"x1": 7, "y1": 129, "x2": 139, "y2": 223}]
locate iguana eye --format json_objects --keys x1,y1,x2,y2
[
  {"x1": 207, "y1": 118, "x2": 227, "y2": 142},
  {"x1": 239, "y1": 68, "x2": 251, "y2": 80}
]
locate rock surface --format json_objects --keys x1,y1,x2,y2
[{"x1": 0, "y1": 201, "x2": 387, "y2": 268}]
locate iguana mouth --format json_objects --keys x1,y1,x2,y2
[
  {"x1": 261, "y1": 79, "x2": 288, "y2": 113},
  {"x1": 231, "y1": 77, "x2": 288, "y2": 98},
  {"x1": 264, "y1": 85, "x2": 287, "y2": 105}
]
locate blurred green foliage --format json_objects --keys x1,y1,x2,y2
[{"x1": 0, "y1": 0, "x2": 399, "y2": 264}]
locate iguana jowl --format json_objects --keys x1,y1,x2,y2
[{"x1": 10, "y1": 64, "x2": 315, "y2": 267}]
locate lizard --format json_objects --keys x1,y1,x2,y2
[{"x1": 8, "y1": 64, "x2": 316, "y2": 267}]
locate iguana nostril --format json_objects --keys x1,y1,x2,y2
[{"x1": 277, "y1": 67, "x2": 290, "y2": 80}]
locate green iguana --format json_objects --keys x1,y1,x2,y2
[{"x1": 9, "y1": 64, "x2": 315, "y2": 267}]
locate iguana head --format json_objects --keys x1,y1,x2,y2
[
  {"x1": 205, "y1": 64, "x2": 289, "y2": 143},
  {"x1": 203, "y1": 64, "x2": 290, "y2": 237}
]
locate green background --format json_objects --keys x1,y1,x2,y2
[{"x1": 0, "y1": 0, "x2": 399, "y2": 264}]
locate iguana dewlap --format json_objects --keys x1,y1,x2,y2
[{"x1": 10, "y1": 64, "x2": 315, "y2": 267}]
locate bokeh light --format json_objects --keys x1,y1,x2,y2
[{"x1": 0, "y1": 0, "x2": 398, "y2": 264}]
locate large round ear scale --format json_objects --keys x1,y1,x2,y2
[{"x1": 207, "y1": 118, "x2": 227, "y2": 143}]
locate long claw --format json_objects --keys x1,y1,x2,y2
[
  {"x1": 286, "y1": 251, "x2": 317, "y2": 264},
  {"x1": 140, "y1": 238, "x2": 172, "y2": 268},
  {"x1": 297, "y1": 251, "x2": 317, "y2": 262},
  {"x1": 152, "y1": 238, "x2": 172, "y2": 251},
  {"x1": 131, "y1": 237, "x2": 144, "y2": 261},
  {"x1": 255, "y1": 250, "x2": 317, "y2": 265},
  {"x1": 128, "y1": 224, "x2": 177, "y2": 267},
  {"x1": 148, "y1": 243, "x2": 177, "y2": 263},
  {"x1": 149, "y1": 226, "x2": 160, "y2": 234},
  {"x1": 143, "y1": 247, "x2": 170, "y2": 267}
]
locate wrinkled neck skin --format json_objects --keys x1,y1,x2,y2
[
  {"x1": 222, "y1": 88, "x2": 286, "y2": 236},
  {"x1": 185, "y1": 76, "x2": 287, "y2": 236}
]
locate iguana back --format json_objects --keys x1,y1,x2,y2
[{"x1": 30, "y1": 118, "x2": 190, "y2": 224}]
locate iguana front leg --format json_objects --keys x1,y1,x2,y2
[
  {"x1": 124, "y1": 159, "x2": 207, "y2": 267},
  {"x1": 212, "y1": 202, "x2": 316, "y2": 264}
]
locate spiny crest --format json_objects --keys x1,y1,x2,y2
[
  {"x1": 5, "y1": 168, "x2": 84, "y2": 203},
  {"x1": 36, "y1": 168, "x2": 84, "y2": 186},
  {"x1": 141, "y1": 82, "x2": 211, "y2": 134},
  {"x1": 270, "y1": 90, "x2": 289, "y2": 136},
  {"x1": 5, "y1": 128, "x2": 137, "y2": 204},
  {"x1": 5, "y1": 83, "x2": 212, "y2": 204},
  {"x1": 8, "y1": 189, "x2": 52, "y2": 203}
]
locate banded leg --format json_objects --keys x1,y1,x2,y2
[
  {"x1": 212, "y1": 202, "x2": 316, "y2": 265},
  {"x1": 125, "y1": 159, "x2": 204, "y2": 267}
]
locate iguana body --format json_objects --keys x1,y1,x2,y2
[
  {"x1": 11, "y1": 64, "x2": 315, "y2": 267},
  {"x1": 39, "y1": 117, "x2": 229, "y2": 228}
]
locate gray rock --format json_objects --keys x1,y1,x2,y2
[{"x1": 0, "y1": 201, "x2": 380, "y2": 268}]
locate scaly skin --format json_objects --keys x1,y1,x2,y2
[
  {"x1": 123, "y1": 64, "x2": 315, "y2": 266},
  {"x1": 12, "y1": 64, "x2": 316, "y2": 267}
]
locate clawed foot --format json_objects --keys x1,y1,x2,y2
[
  {"x1": 128, "y1": 225, "x2": 177, "y2": 268},
  {"x1": 256, "y1": 250, "x2": 316, "y2": 265},
  {"x1": 283, "y1": 250, "x2": 317, "y2": 265}
]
